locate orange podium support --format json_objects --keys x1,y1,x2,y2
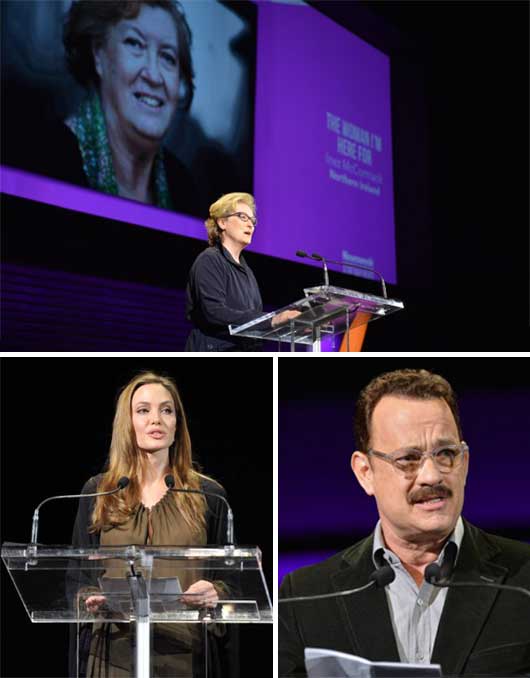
[{"x1": 339, "y1": 312, "x2": 371, "y2": 352}]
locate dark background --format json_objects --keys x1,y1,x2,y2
[
  {"x1": 2, "y1": 0, "x2": 529, "y2": 351},
  {"x1": 0, "y1": 357, "x2": 273, "y2": 678},
  {"x1": 279, "y1": 356, "x2": 530, "y2": 582}
]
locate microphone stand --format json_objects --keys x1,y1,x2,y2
[
  {"x1": 425, "y1": 543, "x2": 530, "y2": 599},
  {"x1": 296, "y1": 250, "x2": 388, "y2": 299},
  {"x1": 279, "y1": 579, "x2": 376, "y2": 603},
  {"x1": 279, "y1": 563, "x2": 395, "y2": 603},
  {"x1": 311, "y1": 254, "x2": 330, "y2": 286},
  {"x1": 429, "y1": 579, "x2": 530, "y2": 599},
  {"x1": 164, "y1": 476, "x2": 235, "y2": 553},
  {"x1": 318, "y1": 255, "x2": 387, "y2": 299},
  {"x1": 29, "y1": 478, "x2": 129, "y2": 558}
]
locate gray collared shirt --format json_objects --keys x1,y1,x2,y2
[{"x1": 372, "y1": 517, "x2": 464, "y2": 664}]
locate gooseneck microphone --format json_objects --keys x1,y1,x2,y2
[
  {"x1": 30, "y1": 476, "x2": 130, "y2": 547},
  {"x1": 424, "y1": 541, "x2": 458, "y2": 584},
  {"x1": 425, "y1": 541, "x2": 530, "y2": 600},
  {"x1": 164, "y1": 475, "x2": 234, "y2": 546},
  {"x1": 296, "y1": 250, "x2": 388, "y2": 299},
  {"x1": 279, "y1": 562, "x2": 395, "y2": 603},
  {"x1": 296, "y1": 250, "x2": 329, "y2": 286}
]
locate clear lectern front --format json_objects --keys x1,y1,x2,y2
[
  {"x1": 229, "y1": 285, "x2": 404, "y2": 352},
  {"x1": 2, "y1": 542, "x2": 272, "y2": 677}
]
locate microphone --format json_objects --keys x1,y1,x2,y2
[
  {"x1": 425, "y1": 542, "x2": 530, "y2": 600},
  {"x1": 322, "y1": 254, "x2": 387, "y2": 299},
  {"x1": 369, "y1": 563, "x2": 396, "y2": 588},
  {"x1": 29, "y1": 476, "x2": 130, "y2": 548},
  {"x1": 296, "y1": 250, "x2": 329, "y2": 287},
  {"x1": 296, "y1": 250, "x2": 388, "y2": 299},
  {"x1": 371, "y1": 548, "x2": 396, "y2": 588},
  {"x1": 164, "y1": 475, "x2": 234, "y2": 546},
  {"x1": 279, "y1": 563, "x2": 395, "y2": 603},
  {"x1": 424, "y1": 541, "x2": 458, "y2": 584}
]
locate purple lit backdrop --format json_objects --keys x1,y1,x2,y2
[
  {"x1": 279, "y1": 359, "x2": 530, "y2": 584},
  {"x1": 1, "y1": 1, "x2": 396, "y2": 283},
  {"x1": 2, "y1": 263, "x2": 191, "y2": 351},
  {"x1": 0, "y1": 167, "x2": 205, "y2": 241},
  {"x1": 253, "y1": 2, "x2": 396, "y2": 282},
  {"x1": 4, "y1": 3, "x2": 527, "y2": 352},
  {"x1": 1, "y1": 261, "x2": 284, "y2": 352}
]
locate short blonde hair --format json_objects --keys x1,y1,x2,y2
[{"x1": 204, "y1": 192, "x2": 256, "y2": 246}]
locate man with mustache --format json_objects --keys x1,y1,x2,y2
[{"x1": 279, "y1": 369, "x2": 530, "y2": 676}]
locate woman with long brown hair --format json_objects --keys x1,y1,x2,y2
[{"x1": 70, "y1": 370, "x2": 234, "y2": 677}]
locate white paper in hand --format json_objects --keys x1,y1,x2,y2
[{"x1": 304, "y1": 647, "x2": 442, "y2": 677}]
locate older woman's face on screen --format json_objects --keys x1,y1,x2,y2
[
  {"x1": 131, "y1": 383, "x2": 177, "y2": 453},
  {"x1": 93, "y1": 5, "x2": 180, "y2": 147}
]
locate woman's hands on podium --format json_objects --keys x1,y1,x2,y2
[
  {"x1": 84, "y1": 579, "x2": 220, "y2": 612},
  {"x1": 272, "y1": 309, "x2": 302, "y2": 327},
  {"x1": 85, "y1": 594, "x2": 107, "y2": 613},
  {"x1": 181, "y1": 580, "x2": 220, "y2": 608}
]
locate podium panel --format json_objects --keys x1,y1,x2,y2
[
  {"x1": 2, "y1": 543, "x2": 272, "y2": 677},
  {"x1": 229, "y1": 285, "x2": 404, "y2": 352}
]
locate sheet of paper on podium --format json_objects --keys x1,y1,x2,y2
[{"x1": 305, "y1": 647, "x2": 442, "y2": 677}]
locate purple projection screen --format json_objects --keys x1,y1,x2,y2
[
  {"x1": 1, "y1": 1, "x2": 397, "y2": 282},
  {"x1": 253, "y1": 2, "x2": 397, "y2": 283}
]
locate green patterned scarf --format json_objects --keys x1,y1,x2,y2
[{"x1": 66, "y1": 92, "x2": 172, "y2": 208}]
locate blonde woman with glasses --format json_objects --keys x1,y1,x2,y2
[{"x1": 185, "y1": 191, "x2": 299, "y2": 351}]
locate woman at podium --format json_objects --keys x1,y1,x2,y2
[
  {"x1": 185, "y1": 192, "x2": 299, "y2": 351},
  {"x1": 185, "y1": 192, "x2": 263, "y2": 351},
  {"x1": 69, "y1": 371, "x2": 236, "y2": 677}
]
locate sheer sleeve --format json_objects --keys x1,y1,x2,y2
[
  {"x1": 67, "y1": 476, "x2": 102, "y2": 677},
  {"x1": 201, "y1": 478, "x2": 240, "y2": 678}
]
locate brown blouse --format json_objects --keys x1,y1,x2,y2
[{"x1": 87, "y1": 490, "x2": 208, "y2": 677}]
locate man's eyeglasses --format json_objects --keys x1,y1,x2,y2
[
  {"x1": 224, "y1": 212, "x2": 257, "y2": 226},
  {"x1": 366, "y1": 442, "x2": 468, "y2": 476}
]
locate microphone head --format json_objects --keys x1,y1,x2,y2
[
  {"x1": 370, "y1": 564, "x2": 395, "y2": 588},
  {"x1": 310, "y1": 253, "x2": 323, "y2": 261},
  {"x1": 425, "y1": 540, "x2": 458, "y2": 584},
  {"x1": 425, "y1": 562, "x2": 442, "y2": 584},
  {"x1": 295, "y1": 250, "x2": 308, "y2": 258},
  {"x1": 117, "y1": 476, "x2": 130, "y2": 490},
  {"x1": 164, "y1": 474, "x2": 175, "y2": 489},
  {"x1": 440, "y1": 541, "x2": 457, "y2": 579}
]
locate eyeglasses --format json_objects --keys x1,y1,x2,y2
[
  {"x1": 223, "y1": 212, "x2": 257, "y2": 226},
  {"x1": 366, "y1": 442, "x2": 468, "y2": 476}
]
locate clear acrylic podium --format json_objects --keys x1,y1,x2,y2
[
  {"x1": 1, "y1": 542, "x2": 272, "y2": 678},
  {"x1": 229, "y1": 285, "x2": 404, "y2": 352}
]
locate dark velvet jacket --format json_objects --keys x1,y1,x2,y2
[
  {"x1": 68, "y1": 475, "x2": 238, "y2": 678},
  {"x1": 279, "y1": 520, "x2": 530, "y2": 677}
]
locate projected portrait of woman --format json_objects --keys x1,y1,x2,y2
[
  {"x1": 61, "y1": 0, "x2": 197, "y2": 211},
  {"x1": 1, "y1": 0, "x2": 255, "y2": 218}
]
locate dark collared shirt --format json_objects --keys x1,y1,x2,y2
[{"x1": 185, "y1": 243, "x2": 263, "y2": 351}]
